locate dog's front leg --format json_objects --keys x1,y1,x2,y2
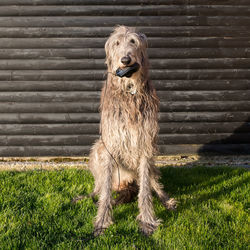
[
  {"x1": 94, "y1": 154, "x2": 113, "y2": 236},
  {"x1": 137, "y1": 156, "x2": 160, "y2": 236}
]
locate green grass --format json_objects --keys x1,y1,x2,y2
[{"x1": 0, "y1": 166, "x2": 249, "y2": 249}]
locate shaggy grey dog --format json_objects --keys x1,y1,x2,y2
[{"x1": 88, "y1": 26, "x2": 177, "y2": 236}]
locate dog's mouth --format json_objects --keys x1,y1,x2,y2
[{"x1": 115, "y1": 63, "x2": 140, "y2": 78}]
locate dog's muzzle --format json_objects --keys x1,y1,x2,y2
[{"x1": 115, "y1": 63, "x2": 140, "y2": 78}]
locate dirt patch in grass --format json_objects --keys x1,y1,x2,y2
[
  {"x1": 0, "y1": 155, "x2": 249, "y2": 171},
  {"x1": 155, "y1": 155, "x2": 250, "y2": 168}
]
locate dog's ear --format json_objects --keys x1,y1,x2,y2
[
  {"x1": 138, "y1": 33, "x2": 148, "y2": 67},
  {"x1": 105, "y1": 38, "x2": 110, "y2": 59},
  {"x1": 104, "y1": 38, "x2": 112, "y2": 68},
  {"x1": 138, "y1": 33, "x2": 148, "y2": 48}
]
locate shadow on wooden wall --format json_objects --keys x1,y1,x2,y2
[{"x1": 197, "y1": 118, "x2": 250, "y2": 155}]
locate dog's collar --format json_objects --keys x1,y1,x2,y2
[
  {"x1": 126, "y1": 83, "x2": 137, "y2": 95},
  {"x1": 106, "y1": 72, "x2": 137, "y2": 95}
]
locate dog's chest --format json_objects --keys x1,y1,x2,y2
[
  {"x1": 108, "y1": 109, "x2": 144, "y2": 146},
  {"x1": 103, "y1": 100, "x2": 151, "y2": 149},
  {"x1": 101, "y1": 91, "x2": 158, "y2": 161}
]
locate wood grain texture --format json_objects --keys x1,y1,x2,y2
[
  {"x1": 159, "y1": 144, "x2": 250, "y2": 155},
  {"x1": 0, "y1": 101, "x2": 249, "y2": 113},
  {"x1": 0, "y1": 5, "x2": 249, "y2": 16},
  {"x1": 0, "y1": 133, "x2": 249, "y2": 146},
  {"x1": 1, "y1": 58, "x2": 250, "y2": 70},
  {"x1": 0, "y1": 80, "x2": 249, "y2": 91},
  {"x1": 0, "y1": 37, "x2": 249, "y2": 49},
  {"x1": 0, "y1": 2, "x2": 249, "y2": 156},
  {"x1": 0, "y1": 16, "x2": 249, "y2": 28},
  {"x1": 1, "y1": 48, "x2": 249, "y2": 59},
  {"x1": 0, "y1": 112, "x2": 249, "y2": 124},
  {"x1": 0, "y1": 122, "x2": 249, "y2": 135},
  {"x1": 1, "y1": 69, "x2": 250, "y2": 81},
  {"x1": 0, "y1": 90, "x2": 249, "y2": 103},
  {"x1": 0, "y1": 146, "x2": 91, "y2": 157},
  {"x1": 0, "y1": 0, "x2": 249, "y2": 5},
  {"x1": 0, "y1": 144, "x2": 249, "y2": 157},
  {"x1": 1, "y1": 27, "x2": 249, "y2": 38}
]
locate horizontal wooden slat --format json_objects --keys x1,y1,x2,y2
[
  {"x1": 0, "y1": 59, "x2": 106, "y2": 70},
  {"x1": 1, "y1": 122, "x2": 249, "y2": 136},
  {"x1": 0, "y1": 0, "x2": 173, "y2": 5},
  {"x1": 0, "y1": 135, "x2": 98, "y2": 146},
  {"x1": 159, "y1": 144, "x2": 250, "y2": 155},
  {"x1": 159, "y1": 122, "x2": 250, "y2": 134},
  {"x1": 0, "y1": 38, "x2": 105, "y2": 49},
  {"x1": 0, "y1": 133, "x2": 249, "y2": 146},
  {"x1": 154, "y1": 58, "x2": 250, "y2": 69},
  {"x1": 0, "y1": 145, "x2": 91, "y2": 157},
  {"x1": 0, "y1": 90, "x2": 248, "y2": 102},
  {"x1": 1, "y1": 143, "x2": 249, "y2": 157},
  {"x1": 0, "y1": 80, "x2": 249, "y2": 92},
  {"x1": 159, "y1": 112, "x2": 250, "y2": 122},
  {"x1": 1, "y1": 58, "x2": 250, "y2": 70},
  {"x1": 0, "y1": 16, "x2": 249, "y2": 28},
  {"x1": 1, "y1": 27, "x2": 250, "y2": 38},
  {"x1": 0, "y1": 91, "x2": 100, "y2": 102},
  {"x1": 160, "y1": 101, "x2": 250, "y2": 111},
  {"x1": 0, "y1": 101, "x2": 249, "y2": 113},
  {"x1": 0, "y1": 37, "x2": 249, "y2": 49},
  {"x1": 0, "y1": 81, "x2": 103, "y2": 91},
  {"x1": 1, "y1": 69, "x2": 250, "y2": 81},
  {"x1": 0, "y1": 102, "x2": 99, "y2": 113},
  {"x1": 0, "y1": 48, "x2": 105, "y2": 59},
  {"x1": 0, "y1": 0, "x2": 249, "y2": 5},
  {"x1": 1, "y1": 48, "x2": 249, "y2": 59},
  {"x1": 159, "y1": 133, "x2": 250, "y2": 144},
  {"x1": 6, "y1": 92, "x2": 91, "y2": 103},
  {"x1": 0, "y1": 5, "x2": 250, "y2": 16},
  {"x1": 0, "y1": 113, "x2": 100, "y2": 124},
  {"x1": 158, "y1": 90, "x2": 250, "y2": 101},
  {"x1": 0, "y1": 112, "x2": 249, "y2": 124},
  {"x1": 154, "y1": 80, "x2": 250, "y2": 90},
  {"x1": 0, "y1": 124, "x2": 100, "y2": 135}
]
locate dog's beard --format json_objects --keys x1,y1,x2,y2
[{"x1": 115, "y1": 63, "x2": 140, "y2": 78}]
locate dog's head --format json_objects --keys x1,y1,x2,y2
[{"x1": 105, "y1": 26, "x2": 148, "y2": 79}]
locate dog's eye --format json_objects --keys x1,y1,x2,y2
[
  {"x1": 116, "y1": 41, "x2": 120, "y2": 46},
  {"x1": 130, "y1": 39, "x2": 135, "y2": 44}
]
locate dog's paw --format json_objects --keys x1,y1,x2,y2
[
  {"x1": 164, "y1": 198, "x2": 178, "y2": 211},
  {"x1": 71, "y1": 195, "x2": 88, "y2": 204},
  {"x1": 94, "y1": 217, "x2": 113, "y2": 237},
  {"x1": 139, "y1": 221, "x2": 159, "y2": 236},
  {"x1": 93, "y1": 227, "x2": 106, "y2": 237}
]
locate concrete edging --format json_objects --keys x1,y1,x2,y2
[{"x1": 0, "y1": 155, "x2": 249, "y2": 171}]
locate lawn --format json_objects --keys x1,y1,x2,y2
[{"x1": 0, "y1": 166, "x2": 249, "y2": 249}]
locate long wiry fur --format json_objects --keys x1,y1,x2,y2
[{"x1": 87, "y1": 26, "x2": 177, "y2": 236}]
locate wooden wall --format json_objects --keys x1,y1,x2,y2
[{"x1": 0, "y1": 0, "x2": 250, "y2": 156}]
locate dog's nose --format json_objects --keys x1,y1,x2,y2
[{"x1": 121, "y1": 56, "x2": 131, "y2": 65}]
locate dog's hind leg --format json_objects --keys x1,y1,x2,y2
[
  {"x1": 137, "y1": 157, "x2": 160, "y2": 236},
  {"x1": 150, "y1": 166, "x2": 177, "y2": 211},
  {"x1": 93, "y1": 151, "x2": 114, "y2": 236},
  {"x1": 150, "y1": 177, "x2": 177, "y2": 211},
  {"x1": 72, "y1": 141, "x2": 102, "y2": 204},
  {"x1": 71, "y1": 191, "x2": 98, "y2": 204}
]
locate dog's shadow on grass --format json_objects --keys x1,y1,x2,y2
[
  {"x1": 77, "y1": 165, "x2": 248, "y2": 240},
  {"x1": 156, "y1": 119, "x2": 250, "y2": 216},
  {"x1": 154, "y1": 165, "x2": 249, "y2": 222},
  {"x1": 71, "y1": 150, "x2": 249, "y2": 246}
]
